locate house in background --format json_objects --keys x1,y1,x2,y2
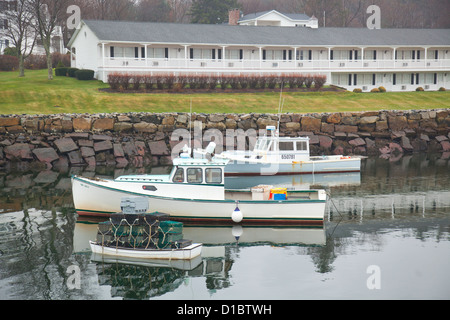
[
  {"x1": 0, "y1": 0, "x2": 64, "y2": 55},
  {"x1": 229, "y1": 9, "x2": 318, "y2": 28},
  {"x1": 68, "y1": 10, "x2": 450, "y2": 92}
]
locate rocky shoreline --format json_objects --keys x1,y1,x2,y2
[{"x1": 1, "y1": 109, "x2": 449, "y2": 170}]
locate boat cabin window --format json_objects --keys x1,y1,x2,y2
[
  {"x1": 296, "y1": 141, "x2": 308, "y2": 151},
  {"x1": 172, "y1": 168, "x2": 184, "y2": 183},
  {"x1": 205, "y1": 168, "x2": 222, "y2": 184},
  {"x1": 187, "y1": 168, "x2": 202, "y2": 183},
  {"x1": 255, "y1": 138, "x2": 270, "y2": 151},
  {"x1": 279, "y1": 141, "x2": 294, "y2": 151}
]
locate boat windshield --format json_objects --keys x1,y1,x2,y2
[{"x1": 255, "y1": 138, "x2": 271, "y2": 151}]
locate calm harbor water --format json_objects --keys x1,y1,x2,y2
[{"x1": 0, "y1": 153, "x2": 449, "y2": 300}]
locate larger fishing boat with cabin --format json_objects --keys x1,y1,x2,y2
[
  {"x1": 71, "y1": 144, "x2": 327, "y2": 225},
  {"x1": 218, "y1": 126, "x2": 362, "y2": 176}
]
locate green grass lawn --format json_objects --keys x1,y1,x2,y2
[{"x1": 1, "y1": 69, "x2": 449, "y2": 115}]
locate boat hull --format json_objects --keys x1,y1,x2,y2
[
  {"x1": 72, "y1": 176, "x2": 326, "y2": 225},
  {"x1": 224, "y1": 157, "x2": 361, "y2": 176},
  {"x1": 89, "y1": 241, "x2": 202, "y2": 260}
]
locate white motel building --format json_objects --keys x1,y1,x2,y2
[{"x1": 68, "y1": 10, "x2": 450, "y2": 92}]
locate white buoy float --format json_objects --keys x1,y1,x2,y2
[{"x1": 231, "y1": 201, "x2": 243, "y2": 223}]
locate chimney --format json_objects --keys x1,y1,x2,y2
[{"x1": 228, "y1": 9, "x2": 240, "y2": 25}]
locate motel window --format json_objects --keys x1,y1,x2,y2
[
  {"x1": 226, "y1": 49, "x2": 240, "y2": 60},
  {"x1": 148, "y1": 47, "x2": 165, "y2": 59},
  {"x1": 279, "y1": 142, "x2": 294, "y2": 151},
  {"x1": 205, "y1": 168, "x2": 222, "y2": 184},
  {"x1": 296, "y1": 141, "x2": 307, "y2": 151},
  {"x1": 172, "y1": 168, "x2": 184, "y2": 183},
  {"x1": 187, "y1": 168, "x2": 203, "y2": 184}
]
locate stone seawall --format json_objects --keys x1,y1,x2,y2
[{"x1": 0, "y1": 109, "x2": 449, "y2": 170}]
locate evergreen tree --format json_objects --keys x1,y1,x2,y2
[{"x1": 190, "y1": 0, "x2": 239, "y2": 24}]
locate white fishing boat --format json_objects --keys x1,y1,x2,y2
[
  {"x1": 71, "y1": 145, "x2": 327, "y2": 225},
  {"x1": 89, "y1": 241, "x2": 202, "y2": 260},
  {"x1": 217, "y1": 126, "x2": 362, "y2": 176}
]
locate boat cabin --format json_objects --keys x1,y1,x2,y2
[
  {"x1": 252, "y1": 126, "x2": 310, "y2": 162},
  {"x1": 170, "y1": 155, "x2": 229, "y2": 185}
]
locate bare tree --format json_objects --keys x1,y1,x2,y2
[
  {"x1": 3, "y1": 0, "x2": 36, "y2": 77},
  {"x1": 167, "y1": 0, "x2": 192, "y2": 23},
  {"x1": 31, "y1": 0, "x2": 69, "y2": 80}
]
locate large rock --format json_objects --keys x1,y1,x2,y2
[
  {"x1": 92, "y1": 118, "x2": 114, "y2": 131},
  {"x1": 80, "y1": 146, "x2": 95, "y2": 158},
  {"x1": 133, "y1": 122, "x2": 158, "y2": 133},
  {"x1": 4, "y1": 143, "x2": 33, "y2": 160},
  {"x1": 68, "y1": 150, "x2": 83, "y2": 165},
  {"x1": 301, "y1": 116, "x2": 321, "y2": 132},
  {"x1": 0, "y1": 117, "x2": 20, "y2": 127},
  {"x1": 94, "y1": 140, "x2": 113, "y2": 152},
  {"x1": 54, "y1": 138, "x2": 78, "y2": 153},
  {"x1": 388, "y1": 115, "x2": 407, "y2": 131},
  {"x1": 73, "y1": 117, "x2": 92, "y2": 131},
  {"x1": 32, "y1": 147, "x2": 59, "y2": 163},
  {"x1": 113, "y1": 144, "x2": 125, "y2": 157},
  {"x1": 318, "y1": 135, "x2": 333, "y2": 149},
  {"x1": 148, "y1": 140, "x2": 170, "y2": 155},
  {"x1": 326, "y1": 113, "x2": 341, "y2": 124}
]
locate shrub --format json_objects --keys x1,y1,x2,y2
[
  {"x1": 219, "y1": 74, "x2": 229, "y2": 90},
  {"x1": 24, "y1": 54, "x2": 47, "y2": 69},
  {"x1": 118, "y1": 73, "x2": 132, "y2": 90},
  {"x1": 3, "y1": 47, "x2": 18, "y2": 57},
  {"x1": 75, "y1": 69, "x2": 95, "y2": 80},
  {"x1": 0, "y1": 55, "x2": 19, "y2": 71},
  {"x1": 130, "y1": 74, "x2": 143, "y2": 90},
  {"x1": 378, "y1": 86, "x2": 386, "y2": 92},
  {"x1": 154, "y1": 74, "x2": 165, "y2": 90},
  {"x1": 370, "y1": 88, "x2": 380, "y2": 93},
  {"x1": 266, "y1": 75, "x2": 278, "y2": 89},
  {"x1": 51, "y1": 52, "x2": 70, "y2": 68},
  {"x1": 304, "y1": 76, "x2": 314, "y2": 89},
  {"x1": 55, "y1": 67, "x2": 69, "y2": 76},
  {"x1": 142, "y1": 74, "x2": 153, "y2": 90},
  {"x1": 353, "y1": 88, "x2": 362, "y2": 93},
  {"x1": 438, "y1": 87, "x2": 446, "y2": 91},
  {"x1": 313, "y1": 75, "x2": 326, "y2": 90},
  {"x1": 108, "y1": 73, "x2": 122, "y2": 90},
  {"x1": 207, "y1": 75, "x2": 218, "y2": 90},
  {"x1": 416, "y1": 87, "x2": 424, "y2": 91},
  {"x1": 67, "y1": 67, "x2": 79, "y2": 77}
]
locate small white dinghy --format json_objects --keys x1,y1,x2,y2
[
  {"x1": 90, "y1": 207, "x2": 202, "y2": 260},
  {"x1": 89, "y1": 241, "x2": 202, "y2": 260}
]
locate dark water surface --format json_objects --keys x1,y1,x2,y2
[{"x1": 0, "y1": 153, "x2": 449, "y2": 300}]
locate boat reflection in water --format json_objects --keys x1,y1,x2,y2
[{"x1": 74, "y1": 219, "x2": 326, "y2": 299}]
